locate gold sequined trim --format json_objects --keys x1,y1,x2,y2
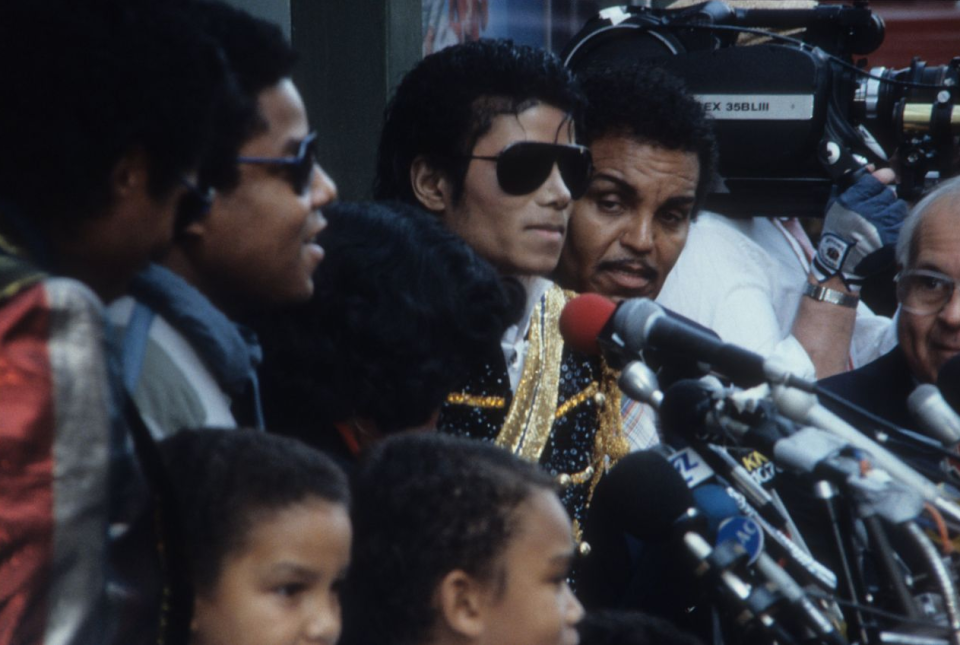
[
  {"x1": 496, "y1": 285, "x2": 566, "y2": 462},
  {"x1": 445, "y1": 392, "x2": 506, "y2": 408},
  {"x1": 582, "y1": 359, "x2": 630, "y2": 507},
  {"x1": 556, "y1": 463, "x2": 596, "y2": 489},
  {"x1": 555, "y1": 382, "x2": 599, "y2": 420}
]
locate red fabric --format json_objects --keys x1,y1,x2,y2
[{"x1": 0, "y1": 285, "x2": 54, "y2": 645}]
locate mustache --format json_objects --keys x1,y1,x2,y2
[{"x1": 597, "y1": 258, "x2": 658, "y2": 278}]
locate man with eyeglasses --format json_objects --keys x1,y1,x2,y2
[
  {"x1": 107, "y1": 1, "x2": 337, "y2": 437},
  {"x1": 374, "y1": 38, "x2": 627, "y2": 533},
  {"x1": 0, "y1": 1, "x2": 233, "y2": 643},
  {"x1": 818, "y1": 176, "x2": 960, "y2": 473}
]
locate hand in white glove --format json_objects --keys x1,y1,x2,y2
[{"x1": 812, "y1": 168, "x2": 907, "y2": 292}]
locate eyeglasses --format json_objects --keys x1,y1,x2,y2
[
  {"x1": 175, "y1": 175, "x2": 215, "y2": 228},
  {"x1": 465, "y1": 142, "x2": 593, "y2": 200},
  {"x1": 896, "y1": 268, "x2": 960, "y2": 315},
  {"x1": 237, "y1": 131, "x2": 318, "y2": 195}
]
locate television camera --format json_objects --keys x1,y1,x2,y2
[{"x1": 561, "y1": 1, "x2": 960, "y2": 217}]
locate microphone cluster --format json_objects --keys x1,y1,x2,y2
[{"x1": 564, "y1": 294, "x2": 960, "y2": 645}]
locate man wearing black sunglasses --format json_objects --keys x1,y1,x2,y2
[
  {"x1": 108, "y1": 2, "x2": 337, "y2": 437},
  {"x1": 375, "y1": 39, "x2": 626, "y2": 535}
]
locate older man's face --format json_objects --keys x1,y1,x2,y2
[
  {"x1": 898, "y1": 199, "x2": 960, "y2": 383},
  {"x1": 555, "y1": 136, "x2": 698, "y2": 301}
]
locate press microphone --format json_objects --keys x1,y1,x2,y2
[
  {"x1": 694, "y1": 485, "x2": 846, "y2": 645},
  {"x1": 664, "y1": 379, "x2": 889, "y2": 489},
  {"x1": 578, "y1": 450, "x2": 703, "y2": 608},
  {"x1": 559, "y1": 294, "x2": 814, "y2": 389},
  {"x1": 615, "y1": 298, "x2": 770, "y2": 387},
  {"x1": 612, "y1": 452, "x2": 825, "y2": 645},
  {"x1": 908, "y1": 383, "x2": 960, "y2": 447},
  {"x1": 771, "y1": 384, "x2": 960, "y2": 526},
  {"x1": 558, "y1": 292, "x2": 615, "y2": 357},
  {"x1": 618, "y1": 360, "x2": 664, "y2": 410}
]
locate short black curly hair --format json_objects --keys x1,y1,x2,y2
[
  {"x1": 577, "y1": 65, "x2": 718, "y2": 214},
  {"x1": 0, "y1": 0, "x2": 230, "y2": 230},
  {"x1": 374, "y1": 38, "x2": 586, "y2": 206},
  {"x1": 578, "y1": 609, "x2": 705, "y2": 645},
  {"x1": 255, "y1": 200, "x2": 515, "y2": 435},
  {"x1": 340, "y1": 433, "x2": 557, "y2": 645},
  {"x1": 159, "y1": 429, "x2": 349, "y2": 596},
  {"x1": 183, "y1": 0, "x2": 299, "y2": 193}
]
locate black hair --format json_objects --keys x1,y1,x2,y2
[
  {"x1": 340, "y1": 433, "x2": 557, "y2": 645},
  {"x1": 255, "y1": 200, "x2": 515, "y2": 435},
  {"x1": 0, "y1": 0, "x2": 230, "y2": 231},
  {"x1": 159, "y1": 429, "x2": 349, "y2": 595},
  {"x1": 577, "y1": 65, "x2": 718, "y2": 214},
  {"x1": 374, "y1": 38, "x2": 586, "y2": 206},
  {"x1": 182, "y1": 0, "x2": 299, "y2": 193},
  {"x1": 578, "y1": 610, "x2": 705, "y2": 645}
]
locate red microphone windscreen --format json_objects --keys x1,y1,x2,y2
[{"x1": 559, "y1": 293, "x2": 616, "y2": 355}]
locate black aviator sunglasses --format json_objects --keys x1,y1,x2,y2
[
  {"x1": 238, "y1": 131, "x2": 319, "y2": 195},
  {"x1": 465, "y1": 141, "x2": 593, "y2": 200}
]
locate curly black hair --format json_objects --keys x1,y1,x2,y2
[
  {"x1": 159, "y1": 429, "x2": 349, "y2": 596},
  {"x1": 182, "y1": 0, "x2": 299, "y2": 193},
  {"x1": 577, "y1": 65, "x2": 718, "y2": 214},
  {"x1": 340, "y1": 433, "x2": 557, "y2": 645},
  {"x1": 578, "y1": 610, "x2": 705, "y2": 645},
  {"x1": 255, "y1": 200, "x2": 516, "y2": 436},
  {"x1": 374, "y1": 38, "x2": 586, "y2": 206},
  {"x1": 0, "y1": 0, "x2": 230, "y2": 230}
]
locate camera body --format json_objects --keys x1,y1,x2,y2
[{"x1": 562, "y1": 1, "x2": 959, "y2": 217}]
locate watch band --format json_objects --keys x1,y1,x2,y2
[{"x1": 803, "y1": 282, "x2": 859, "y2": 309}]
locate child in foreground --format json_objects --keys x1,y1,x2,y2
[
  {"x1": 341, "y1": 433, "x2": 584, "y2": 645},
  {"x1": 160, "y1": 429, "x2": 351, "y2": 645}
]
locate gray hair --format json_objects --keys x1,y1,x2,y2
[{"x1": 896, "y1": 176, "x2": 960, "y2": 268}]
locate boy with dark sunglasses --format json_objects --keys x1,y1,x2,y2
[
  {"x1": 107, "y1": 1, "x2": 337, "y2": 438},
  {"x1": 374, "y1": 38, "x2": 626, "y2": 540}
]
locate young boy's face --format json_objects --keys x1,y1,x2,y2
[
  {"x1": 184, "y1": 77, "x2": 337, "y2": 315},
  {"x1": 440, "y1": 103, "x2": 578, "y2": 278},
  {"x1": 477, "y1": 488, "x2": 584, "y2": 645},
  {"x1": 192, "y1": 497, "x2": 351, "y2": 645}
]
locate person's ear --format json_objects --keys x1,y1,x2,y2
[
  {"x1": 436, "y1": 569, "x2": 487, "y2": 640},
  {"x1": 111, "y1": 147, "x2": 151, "y2": 200},
  {"x1": 178, "y1": 214, "x2": 209, "y2": 239},
  {"x1": 410, "y1": 155, "x2": 450, "y2": 213}
]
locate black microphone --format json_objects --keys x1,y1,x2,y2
[
  {"x1": 662, "y1": 379, "x2": 860, "y2": 487},
  {"x1": 613, "y1": 298, "x2": 813, "y2": 389},
  {"x1": 559, "y1": 294, "x2": 731, "y2": 388},
  {"x1": 659, "y1": 380, "x2": 841, "y2": 592},
  {"x1": 579, "y1": 450, "x2": 703, "y2": 609},
  {"x1": 601, "y1": 451, "x2": 804, "y2": 645}
]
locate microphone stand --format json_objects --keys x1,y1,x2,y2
[
  {"x1": 814, "y1": 480, "x2": 872, "y2": 645},
  {"x1": 899, "y1": 522, "x2": 960, "y2": 645}
]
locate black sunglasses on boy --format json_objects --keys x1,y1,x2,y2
[
  {"x1": 238, "y1": 131, "x2": 319, "y2": 196},
  {"x1": 465, "y1": 142, "x2": 593, "y2": 200}
]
